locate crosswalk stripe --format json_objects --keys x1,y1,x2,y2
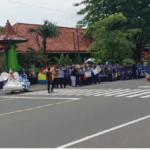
[
  {"x1": 19, "y1": 88, "x2": 150, "y2": 99},
  {"x1": 94, "y1": 89, "x2": 122, "y2": 96},
  {"x1": 115, "y1": 89, "x2": 149, "y2": 97},
  {"x1": 127, "y1": 91, "x2": 150, "y2": 98},
  {"x1": 140, "y1": 94, "x2": 150, "y2": 98},
  {"x1": 92, "y1": 89, "x2": 115, "y2": 96},
  {"x1": 105, "y1": 89, "x2": 131, "y2": 96},
  {"x1": 83, "y1": 89, "x2": 108, "y2": 96}
]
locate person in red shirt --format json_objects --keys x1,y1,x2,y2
[{"x1": 46, "y1": 67, "x2": 54, "y2": 93}]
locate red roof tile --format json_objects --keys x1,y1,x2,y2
[
  {"x1": 13, "y1": 23, "x2": 93, "y2": 53},
  {"x1": 0, "y1": 20, "x2": 27, "y2": 42}
]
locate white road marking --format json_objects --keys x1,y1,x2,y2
[
  {"x1": 83, "y1": 89, "x2": 107, "y2": 96},
  {"x1": 18, "y1": 88, "x2": 150, "y2": 99},
  {"x1": 94, "y1": 89, "x2": 122, "y2": 96},
  {"x1": 115, "y1": 89, "x2": 149, "y2": 97},
  {"x1": 138, "y1": 86, "x2": 150, "y2": 88},
  {"x1": 0, "y1": 99, "x2": 80, "y2": 117},
  {"x1": 84, "y1": 80, "x2": 132, "y2": 89},
  {"x1": 92, "y1": 89, "x2": 114, "y2": 96},
  {"x1": 127, "y1": 91, "x2": 150, "y2": 98},
  {"x1": 140, "y1": 94, "x2": 150, "y2": 98},
  {"x1": 0, "y1": 99, "x2": 13, "y2": 102},
  {"x1": 0, "y1": 96, "x2": 80, "y2": 100},
  {"x1": 105, "y1": 89, "x2": 131, "y2": 96},
  {"x1": 57, "y1": 114, "x2": 150, "y2": 148}
]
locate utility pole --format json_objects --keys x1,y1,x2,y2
[
  {"x1": 76, "y1": 24, "x2": 80, "y2": 64},
  {"x1": 73, "y1": 32, "x2": 77, "y2": 63}
]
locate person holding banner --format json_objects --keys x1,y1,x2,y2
[
  {"x1": 71, "y1": 66, "x2": 78, "y2": 87},
  {"x1": 108, "y1": 66, "x2": 112, "y2": 82},
  {"x1": 79, "y1": 67, "x2": 84, "y2": 86}
]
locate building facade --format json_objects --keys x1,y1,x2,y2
[{"x1": 12, "y1": 23, "x2": 93, "y2": 62}]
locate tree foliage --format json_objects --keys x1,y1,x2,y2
[
  {"x1": 65, "y1": 54, "x2": 71, "y2": 64},
  {"x1": 0, "y1": 26, "x2": 4, "y2": 34},
  {"x1": 28, "y1": 20, "x2": 60, "y2": 64},
  {"x1": 59, "y1": 54, "x2": 66, "y2": 65},
  {"x1": 89, "y1": 13, "x2": 141, "y2": 62},
  {"x1": 74, "y1": 0, "x2": 150, "y2": 62},
  {"x1": 122, "y1": 58, "x2": 134, "y2": 65},
  {"x1": 53, "y1": 54, "x2": 71, "y2": 65},
  {"x1": 23, "y1": 47, "x2": 49, "y2": 68}
]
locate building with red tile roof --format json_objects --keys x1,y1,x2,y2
[
  {"x1": 12, "y1": 23, "x2": 93, "y2": 54},
  {"x1": 0, "y1": 20, "x2": 27, "y2": 43}
]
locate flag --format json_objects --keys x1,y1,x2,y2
[
  {"x1": 85, "y1": 58, "x2": 95, "y2": 63},
  {"x1": 105, "y1": 61, "x2": 109, "y2": 66}
]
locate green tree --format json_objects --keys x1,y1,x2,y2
[
  {"x1": 23, "y1": 47, "x2": 49, "y2": 68},
  {"x1": 0, "y1": 26, "x2": 4, "y2": 34},
  {"x1": 53, "y1": 56, "x2": 60, "y2": 64},
  {"x1": 59, "y1": 54, "x2": 66, "y2": 65},
  {"x1": 122, "y1": 58, "x2": 134, "y2": 65},
  {"x1": 65, "y1": 54, "x2": 70, "y2": 64},
  {"x1": 28, "y1": 20, "x2": 60, "y2": 65},
  {"x1": 74, "y1": 0, "x2": 150, "y2": 62},
  {"x1": 89, "y1": 13, "x2": 141, "y2": 62}
]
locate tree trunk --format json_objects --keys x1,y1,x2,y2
[
  {"x1": 133, "y1": 43, "x2": 142, "y2": 64},
  {"x1": 43, "y1": 39, "x2": 46, "y2": 66}
]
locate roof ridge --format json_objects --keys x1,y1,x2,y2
[{"x1": 13, "y1": 22, "x2": 86, "y2": 30}]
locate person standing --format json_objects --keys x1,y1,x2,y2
[
  {"x1": 71, "y1": 66, "x2": 77, "y2": 87},
  {"x1": 108, "y1": 66, "x2": 112, "y2": 82},
  {"x1": 64, "y1": 64, "x2": 69, "y2": 88},
  {"x1": 46, "y1": 67, "x2": 54, "y2": 93},
  {"x1": 53, "y1": 65, "x2": 59, "y2": 88},
  {"x1": 58, "y1": 66, "x2": 65, "y2": 88},
  {"x1": 76, "y1": 68, "x2": 80, "y2": 86},
  {"x1": 79, "y1": 67, "x2": 84, "y2": 86}
]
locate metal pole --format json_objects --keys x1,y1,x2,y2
[
  {"x1": 76, "y1": 28, "x2": 80, "y2": 64},
  {"x1": 73, "y1": 32, "x2": 77, "y2": 63}
]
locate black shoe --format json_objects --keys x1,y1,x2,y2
[
  {"x1": 48, "y1": 91, "x2": 51, "y2": 93},
  {"x1": 51, "y1": 91, "x2": 54, "y2": 93}
]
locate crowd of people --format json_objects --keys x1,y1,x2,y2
[
  {"x1": 44, "y1": 63, "x2": 146, "y2": 92},
  {"x1": 0, "y1": 62, "x2": 147, "y2": 93}
]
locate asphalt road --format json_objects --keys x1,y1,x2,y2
[{"x1": 0, "y1": 79, "x2": 150, "y2": 148}]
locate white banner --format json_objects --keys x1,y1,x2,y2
[
  {"x1": 93, "y1": 69, "x2": 98, "y2": 75},
  {"x1": 85, "y1": 71, "x2": 92, "y2": 77},
  {"x1": 96, "y1": 66, "x2": 101, "y2": 73}
]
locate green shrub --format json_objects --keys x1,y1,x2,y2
[
  {"x1": 65, "y1": 54, "x2": 70, "y2": 64},
  {"x1": 59, "y1": 54, "x2": 66, "y2": 65},
  {"x1": 122, "y1": 58, "x2": 134, "y2": 65}
]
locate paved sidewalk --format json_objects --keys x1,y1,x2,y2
[{"x1": 0, "y1": 84, "x2": 76, "y2": 95}]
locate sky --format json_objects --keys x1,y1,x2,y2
[{"x1": 0, "y1": 0, "x2": 86, "y2": 28}]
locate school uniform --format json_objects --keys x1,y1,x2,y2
[
  {"x1": 79, "y1": 69, "x2": 84, "y2": 86},
  {"x1": 53, "y1": 68, "x2": 59, "y2": 88},
  {"x1": 107, "y1": 67, "x2": 112, "y2": 82},
  {"x1": 58, "y1": 68, "x2": 65, "y2": 88},
  {"x1": 46, "y1": 71, "x2": 53, "y2": 93},
  {"x1": 71, "y1": 69, "x2": 78, "y2": 87}
]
